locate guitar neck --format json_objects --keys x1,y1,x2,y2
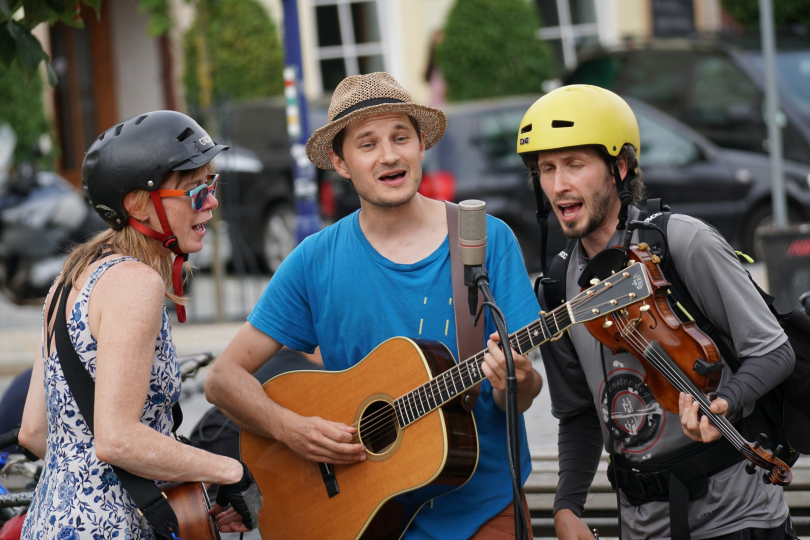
[{"x1": 393, "y1": 302, "x2": 573, "y2": 427}]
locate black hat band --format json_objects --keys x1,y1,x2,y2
[{"x1": 333, "y1": 98, "x2": 405, "y2": 121}]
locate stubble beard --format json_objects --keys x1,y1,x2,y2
[{"x1": 558, "y1": 173, "x2": 615, "y2": 240}]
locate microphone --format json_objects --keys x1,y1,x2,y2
[{"x1": 458, "y1": 199, "x2": 487, "y2": 319}]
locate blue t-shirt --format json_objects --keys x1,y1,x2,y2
[{"x1": 248, "y1": 210, "x2": 541, "y2": 540}]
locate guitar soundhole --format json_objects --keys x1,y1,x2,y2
[{"x1": 358, "y1": 400, "x2": 400, "y2": 455}]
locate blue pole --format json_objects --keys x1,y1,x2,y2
[{"x1": 282, "y1": 0, "x2": 320, "y2": 243}]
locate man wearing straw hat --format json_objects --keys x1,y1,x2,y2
[{"x1": 206, "y1": 72, "x2": 544, "y2": 538}]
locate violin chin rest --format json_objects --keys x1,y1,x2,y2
[{"x1": 577, "y1": 248, "x2": 626, "y2": 287}]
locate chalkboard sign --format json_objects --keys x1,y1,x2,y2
[{"x1": 652, "y1": 0, "x2": 695, "y2": 37}]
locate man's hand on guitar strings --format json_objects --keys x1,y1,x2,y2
[
  {"x1": 679, "y1": 392, "x2": 728, "y2": 443},
  {"x1": 481, "y1": 332, "x2": 536, "y2": 393},
  {"x1": 279, "y1": 410, "x2": 367, "y2": 464},
  {"x1": 211, "y1": 506, "x2": 251, "y2": 533}
]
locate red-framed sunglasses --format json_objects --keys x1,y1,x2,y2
[{"x1": 157, "y1": 173, "x2": 219, "y2": 211}]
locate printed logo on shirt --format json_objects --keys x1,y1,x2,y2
[{"x1": 599, "y1": 367, "x2": 665, "y2": 452}]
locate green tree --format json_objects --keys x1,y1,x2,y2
[
  {"x1": 183, "y1": 0, "x2": 284, "y2": 108},
  {"x1": 0, "y1": 0, "x2": 172, "y2": 86},
  {"x1": 435, "y1": 0, "x2": 553, "y2": 102},
  {"x1": 719, "y1": 0, "x2": 810, "y2": 31},
  {"x1": 0, "y1": 60, "x2": 51, "y2": 165}
]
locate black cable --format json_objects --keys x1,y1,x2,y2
[
  {"x1": 474, "y1": 278, "x2": 530, "y2": 540},
  {"x1": 600, "y1": 345, "x2": 623, "y2": 540}
]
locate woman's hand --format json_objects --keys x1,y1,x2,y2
[{"x1": 678, "y1": 392, "x2": 727, "y2": 442}]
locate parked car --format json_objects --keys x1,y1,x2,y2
[
  {"x1": 565, "y1": 36, "x2": 810, "y2": 166},
  {"x1": 322, "y1": 95, "x2": 810, "y2": 267},
  {"x1": 211, "y1": 99, "x2": 296, "y2": 274},
  {"x1": 626, "y1": 97, "x2": 810, "y2": 261}
]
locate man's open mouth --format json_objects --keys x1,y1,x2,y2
[
  {"x1": 557, "y1": 202, "x2": 583, "y2": 220},
  {"x1": 378, "y1": 170, "x2": 406, "y2": 182},
  {"x1": 192, "y1": 221, "x2": 208, "y2": 233}
]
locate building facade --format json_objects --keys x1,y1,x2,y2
[{"x1": 35, "y1": 0, "x2": 730, "y2": 185}]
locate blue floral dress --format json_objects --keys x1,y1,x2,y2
[{"x1": 22, "y1": 257, "x2": 182, "y2": 540}]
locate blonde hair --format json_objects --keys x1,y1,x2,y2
[{"x1": 60, "y1": 164, "x2": 213, "y2": 303}]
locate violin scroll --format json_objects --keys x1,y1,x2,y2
[{"x1": 745, "y1": 442, "x2": 793, "y2": 486}]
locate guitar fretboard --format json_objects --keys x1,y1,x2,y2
[{"x1": 393, "y1": 306, "x2": 572, "y2": 427}]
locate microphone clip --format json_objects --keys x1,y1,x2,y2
[{"x1": 464, "y1": 265, "x2": 489, "y2": 323}]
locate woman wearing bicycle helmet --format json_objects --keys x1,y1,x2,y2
[{"x1": 17, "y1": 111, "x2": 261, "y2": 539}]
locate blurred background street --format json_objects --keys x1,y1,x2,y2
[{"x1": 3, "y1": 0, "x2": 810, "y2": 536}]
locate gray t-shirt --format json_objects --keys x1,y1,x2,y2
[{"x1": 546, "y1": 206, "x2": 788, "y2": 539}]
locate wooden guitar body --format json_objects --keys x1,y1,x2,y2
[
  {"x1": 160, "y1": 482, "x2": 219, "y2": 540},
  {"x1": 240, "y1": 337, "x2": 479, "y2": 540}
]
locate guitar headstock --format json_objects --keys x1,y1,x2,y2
[{"x1": 570, "y1": 262, "x2": 652, "y2": 323}]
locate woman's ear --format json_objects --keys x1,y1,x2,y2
[{"x1": 123, "y1": 191, "x2": 150, "y2": 221}]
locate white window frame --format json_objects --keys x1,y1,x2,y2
[
  {"x1": 535, "y1": 0, "x2": 608, "y2": 71},
  {"x1": 311, "y1": 0, "x2": 388, "y2": 93}
]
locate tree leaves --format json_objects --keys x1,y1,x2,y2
[{"x1": 436, "y1": 0, "x2": 553, "y2": 102}]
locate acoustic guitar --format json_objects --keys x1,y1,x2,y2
[
  {"x1": 159, "y1": 482, "x2": 220, "y2": 540},
  {"x1": 240, "y1": 262, "x2": 653, "y2": 540}
]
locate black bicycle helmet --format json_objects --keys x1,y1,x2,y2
[{"x1": 82, "y1": 111, "x2": 229, "y2": 230}]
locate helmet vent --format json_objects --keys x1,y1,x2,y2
[
  {"x1": 177, "y1": 127, "x2": 195, "y2": 142},
  {"x1": 520, "y1": 124, "x2": 532, "y2": 134},
  {"x1": 115, "y1": 124, "x2": 124, "y2": 136},
  {"x1": 98, "y1": 133, "x2": 105, "y2": 141},
  {"x1": 135, "y1": 115, "x2": 148, "y2": 125},
  {"x1": 551, "y1": 120, "x2": 574, "y2": 128}
]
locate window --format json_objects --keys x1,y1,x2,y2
[
  {"x1": 685, "y1": 55, "x2": 761, "y2": 127},
  {"x1": 534, "y1": 0, "x2": 600, "y2": 71},
  {"x1": 635, "y1": 108, "x2": 699, "y2": 167},
  {"x1": 313, "y1": 0, "x2": 385, "y2": 92},
  {"x1": 619, "y1": 52, "x2": 693, "y2": 117},
  {"x1": 477, "y1": 109, "x2": 528, "y2": 170}
]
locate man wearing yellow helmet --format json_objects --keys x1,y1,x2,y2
[{"x1": 517, "y1": 85, "x2": 796, "y2": 540}]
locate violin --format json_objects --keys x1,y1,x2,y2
[{"x1": 582, "y1": 243, "x2": 792, "y2": 487}]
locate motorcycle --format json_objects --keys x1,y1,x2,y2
[{"x1": 0, "y1": 124, "x2": 106, "y2": 304}]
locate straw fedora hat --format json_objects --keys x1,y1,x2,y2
[{"x1": 305, "y1": 72, "x2": 447, "y2": 170}]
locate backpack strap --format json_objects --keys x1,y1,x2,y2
[
  {"x1": 446, "y1": 201, "x2": 485, "y2": 412},
  {"x1": 49, "y1": 264, "x2": 182, "y2": 538},
  {"x1": 535, "y1": 239, "x2": 576, "y2": 311},
  {"x1": 636, "y1": 205, "x2": 743, "y2": 373}
]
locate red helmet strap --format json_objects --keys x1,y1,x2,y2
[{"x1": 126, "y1": 192, "x2": 188, "y2": 323}]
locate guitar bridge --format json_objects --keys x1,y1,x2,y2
[{"x1": 318, "y1": 462, "x2": 340, "y2": 498}]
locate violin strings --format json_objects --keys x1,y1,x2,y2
[
  {"x1": 608, "y1": 314, "x2": 763, "y2": 464},
  {"x1": 609, "y1": 314, "x2": 747, "y2": 449}
]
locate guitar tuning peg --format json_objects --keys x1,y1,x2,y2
[
  {"x1": 603, "y1": 318, "x2": 613, "y2": 328},
  {"x1": 590, "y1": 278, "x2": 600, "y2": 285},
  {"x1": 745, "y1": 463, "x2": 756, "y2": 475},
  {"x1": 755, "y1": 433, "x2": 769, "y2": 449},
  {"x1": 762, "y1": 472, "x2": 772, "y2": 485},
  {"x1": 773, "y1": 444, "x2": 782, "y2": 458}
]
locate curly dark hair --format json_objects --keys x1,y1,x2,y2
[{"x1": 522, "y1": 144, "x2": 645, "y2": 207}]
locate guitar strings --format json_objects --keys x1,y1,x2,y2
[
  {"x1": 353, "y1": 292, "x2": 641, "y2": 448},
  {"x1": 608, "y1": 314, "x2": 769, "y2": 467},
  {"x1": 350, "y1": 278, "x2": 644, "y2": 445},
  {"x1": 351, "y1": 268, "x2": 645, "y2": 445}
]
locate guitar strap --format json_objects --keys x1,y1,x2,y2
[
  {"x1": 446, "y1": 201, "x2": 485, "y2": 412},
  {"x1": 46, "y1": 255, "x2": 182, "y2": 539}
]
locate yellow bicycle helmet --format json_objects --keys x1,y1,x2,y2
[{"x1": 516, "y1": 84, "x2": 640, "y2": 159}]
